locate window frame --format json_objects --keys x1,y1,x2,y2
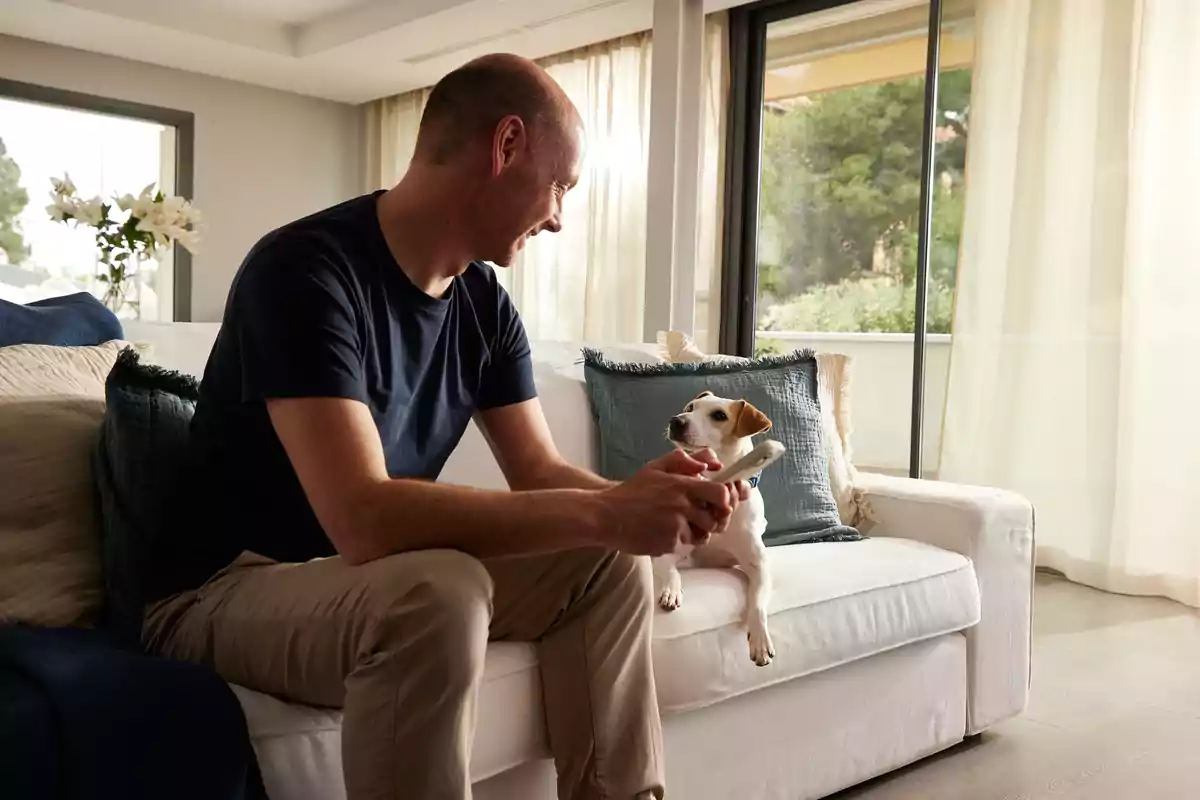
[
  {"x1": 0, "y1": 78, "x2": 196, "y2": 321},
  {"x1": 719, "y1": 0, "x2": 949, "y2": 479},
  {"x1": 719, "y1": 0, "x2": 858, "y2": 358}
]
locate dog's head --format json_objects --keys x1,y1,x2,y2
[{"x1": 667, "y1": 391, "x2": 772, "y2": 452}]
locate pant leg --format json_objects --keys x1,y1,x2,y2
[
  {"x1": 143, "y1": 549, "x2": 494, "y2": 800},
  {"x1": 485, "y1": 549, "x2": 663, "y2": 800}
]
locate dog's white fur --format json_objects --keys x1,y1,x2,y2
[{"x1": 654, "y1": 392, "x2": 776, "y2": 666}]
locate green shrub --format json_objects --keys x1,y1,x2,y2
[{"x1": 758, "y1": 276, "x2": 953, "y2": 336}]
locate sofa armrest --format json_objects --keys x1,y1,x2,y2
[{"x1": 857, "y1": 472, "x2": 1034, "y2": 733}]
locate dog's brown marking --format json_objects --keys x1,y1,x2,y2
[{"x1": 732, "y1": 400, "x2": 772, "y2": 438}]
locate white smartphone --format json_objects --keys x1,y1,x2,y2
[{"x1": 706, "y1": 440, "x2": 786, "y2": 484}]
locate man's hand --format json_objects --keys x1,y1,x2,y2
[
  {"x1": 660, "y1": 448, "x2": 751, "y2": 538},
  {"x1": 590, "y1": 450, "x2": 741, "y2": 556}
]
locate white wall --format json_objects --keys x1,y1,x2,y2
[{"x1": 0, "y1": 34, "x2": 362, "y2": 321}]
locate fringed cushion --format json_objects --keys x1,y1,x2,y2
[
  {"x1": 656, "y1": 330, "x2": 871, "y2": 527},
  {"x1": 94, "y1": 348, "x2": 200, "y2": 645},
  {"x1": 583, "y1": 348, "x2": 861, "y2": 546}
]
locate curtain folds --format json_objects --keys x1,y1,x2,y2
[
  {"x1": 940, "y1": 0, "x2": 1200, "y2": 606},
  {"x1": 363, "y1": 17, "x2": 728, "y2": 344}
]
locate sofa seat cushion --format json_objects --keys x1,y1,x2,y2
[
  {"x1": 231, "y1": 642, "x2": 548, "y2": 800},
  {"x1": 652, "y1": 537, "x2": 981, "y2": 714},
  {"x1": 230, "y1": 538, "x2": 978, "y2": 795}
]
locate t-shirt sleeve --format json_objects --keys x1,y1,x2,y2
[
  {"x1": 233, "y1": 243, "x2": 367, "y2": 404},
  {"x1": 477, "y1": 284, "x2": 537, "y2": 410}
]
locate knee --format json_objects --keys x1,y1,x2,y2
[
  {"x1": 611, "y1": 550, "x2": 653, "y2": 595},
  {"x1": 359, "y1": 549, "x2": 493, "y2": 669},
  {"x1": 588, "y1": 550, "x2": 654, "y2": 609}
]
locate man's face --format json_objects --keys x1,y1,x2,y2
[{"x1": 484, "y1": 122, "x2": 584, "y2": 268}]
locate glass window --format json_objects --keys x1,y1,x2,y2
[
  {"x1": 0, "y1": 96, "x2": 177, "y2": 320},
  {"x1": 732, "y1": 2, "x2": 975, "y2": 477},
  {"x1": 754, "y1": 13, "x2": 973, "y2": 355}
]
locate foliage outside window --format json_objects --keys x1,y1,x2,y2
[{"x1": 756, "y1": 68, "x2": 972, "y2": 354}]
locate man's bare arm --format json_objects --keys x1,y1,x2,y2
[
  {"x1": 267, "y1": 397, "x2": 730, "y2": 565},
  {"x1": 477, "y1": 399, "x2": 613, "y2": 491},
  {"x1": 477, "y1": 399, "x2": 752, "y2": 507}
]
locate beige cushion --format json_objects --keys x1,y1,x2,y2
[
  {"x1": 656, "y1": 331, "x2": 871, "y2": 526},
  {"x1": 0, "y1": 341, "x2": 125, "y2": 627}
]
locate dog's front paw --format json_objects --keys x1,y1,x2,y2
[
  {"x1": 747, "y1": 625, "x2": 775, "y2": 666},
  {"x1": 658, "y1": 584, "x2": 682, "y2": 611}
]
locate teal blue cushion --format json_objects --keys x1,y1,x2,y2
[{"x1": 582, "y1": 349, "x2": 861, "y2": 546}]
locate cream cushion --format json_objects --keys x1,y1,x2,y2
[
  {"x1": 656, "y1": 331, "x2": 870, "y2": 526},
  {"x1": 0, "y1": 340, "x2": 125, "y2": 626}
]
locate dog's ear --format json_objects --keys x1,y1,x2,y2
[
  {"x1": 732, "y1": 400, "x2": 772, "y2": 438},
  {"x1": 693, "y1": 390, "x2": 714, "y2": 401}
]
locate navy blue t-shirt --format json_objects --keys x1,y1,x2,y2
[{"x1": 179, "y1": 191, "x2": 535, "y2": 593}]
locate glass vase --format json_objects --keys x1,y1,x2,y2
[{"x1": 99, "y1": 255, "x2": 141, "y2": 319}]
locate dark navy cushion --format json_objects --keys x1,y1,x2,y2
[
  {"x1": 94, "y1": 348, "x2": 201, "y2": 644},
  {"x1": 0, "y1": 292, "x2": 123, "y2": 347}
]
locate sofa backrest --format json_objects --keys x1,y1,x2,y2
[{"x1": 124, "y1": 323, "x2": 659, "y2": 489}]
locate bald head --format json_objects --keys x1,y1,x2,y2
[{"x1": 413, "y1": 53, "x2": 580, "y2": 165}]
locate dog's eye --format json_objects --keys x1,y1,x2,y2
[
  {"x1": 711, "y1": 411, "x2": 728, "y2": 422},
  {"x1": 684, "y1": 403, "x2": 694, "y2": 413}
]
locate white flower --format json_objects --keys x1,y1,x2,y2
[
  {"x1": 49, "y1": 174, "x2": 77, "y2": 198},
  {"x1": 75, "y1": 198, "x2": 105, "y2": 227},
  {"x1": 174, "y1": 228, "x2": 201, "y2": 253},
  {"x1": 161, "y1": 195, "x2": 186, "y2": 219},
  {"x1": 46, "y1": 201, "x2": 69, "y2": 222},
  {"x1": 135, "y1": 212, "x2": 166, "y2": 237},
  {"x1": 132, "y1": 183, "x2": 157, "y2": 218}
]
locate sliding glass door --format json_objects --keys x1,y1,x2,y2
[{"x1": 722, "y1": 0, "x2": 973, "y2": 478}]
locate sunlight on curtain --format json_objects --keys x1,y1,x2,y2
[
  {"x1": 363, "y1": 88, "x2": 432, "y2": 191},
  {"x1": 940, "y1": 0, "x2": 1200, "y2": 606},
  {"x1": 695, "y1": 16, "x2": 730, "y2": 353},
  {"x1": 363, "y1": 16, "x2": 727, "y2": 344},
  {"x1": 509, "y1": 32, "x2": 653, "y2": 342}
]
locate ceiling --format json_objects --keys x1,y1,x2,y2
[{"x1": 0, "y1": 0, "x2": 741, "y2": 104}]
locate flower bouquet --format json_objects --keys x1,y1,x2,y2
[{"x1": 47, "y1": 174, "x2": 202, "y2": 315}]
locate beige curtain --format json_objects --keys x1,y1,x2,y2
[
  {"x1": 363, "y1": 17, "x2": 727, "y2": 344},
  {"x1": 507, "y1": 32, "x2": 653, "y2": 342},
  {"x1": 940, "y1": 0, "x2": 1200, "y2": 606},
  {"x1": 362, "y1": 88, "x2": 432, "y2": 191}
]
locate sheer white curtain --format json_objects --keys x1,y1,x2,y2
[
  {"x1": 940, "y1": 0, "x2": 1200, "y2": 606},
  {"x1": 363, "y1": 18, "x2": 727, "y2": 344},
  {"x1": 507, "y1": 32, "x2": 653, "y2": 342},
  {"x1": 363, "y1": 88, "x2": 431, "y2": 192}
]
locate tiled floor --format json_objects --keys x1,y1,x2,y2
[{"x1": 831, "y1": 573, "x2": 1200, "y2": 799}]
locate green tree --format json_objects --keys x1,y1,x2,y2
[
  {"x1": 758, "y1": 68, "x2": 972, "y2": 306},
  {"x1": 0, "y1": 136, "x2": 31, "y2": 264}
]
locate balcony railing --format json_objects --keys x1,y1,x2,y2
[{"x1": 755, "y1": 331, "x2": 953, "y2": 476}]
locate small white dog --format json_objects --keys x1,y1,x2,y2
[{"x1": 654, "y1": 391, "x2": 776, "y2": 666}]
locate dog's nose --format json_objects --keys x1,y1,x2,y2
[{"x1": 668, "y1": 415, "x2": 687, "y2": 440}]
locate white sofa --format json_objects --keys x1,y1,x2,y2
[{"x1": 125, "y1": 322, "x2": 1035, "y2": 800}]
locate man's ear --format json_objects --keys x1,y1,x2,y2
[
  {"x1": 493, "y1": 115, "x2": 525, "y2": 174},
  {"x1": 693, "y1": 391, "x2": 714, "y2": 401},
  {"x1": 732, "y1": 400, "x2": 772, "y2": 438}
]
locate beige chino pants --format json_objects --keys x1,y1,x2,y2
[{"x1": 143, "y1": 547, "x2": 664, "y2": 800}]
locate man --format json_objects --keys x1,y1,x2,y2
[{"x1": 143, "y1": 54, "x2": 745, "y2": 800}]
